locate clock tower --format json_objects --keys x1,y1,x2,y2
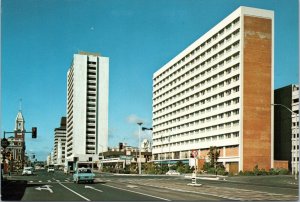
[
  {"x1": 13, "y1": 109, "x2": 26, "y2": 169},
  {"x1": 15, "y1": 111, "x2": 25, "y2": 139}
]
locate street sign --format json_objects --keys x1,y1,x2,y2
[
  {"x1": 192, "y1": 150, "x2": 198, "y2": 158},
  {"x1": 120, "y1": 155, "x2": 133, "y2": 160}
]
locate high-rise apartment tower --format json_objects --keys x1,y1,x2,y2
[
  {"x1": 66, "y1": 52, "x2": 109, "y2": 169},
  {"x1": 274, "y1": 84, "x2": 299, "y2": 175},
  {"x1": 53, "y1": 117, "x2": 66, "y2": 165},
  {"x1": 152, "y1": 7, "x2": 274, "y2": 172}
]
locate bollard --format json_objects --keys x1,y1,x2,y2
[
  {"x1": 187, "y1": 172, "x2": 202, "y2": 186},
  {"x1": 192, "y1": 172, "x2": 196, "y2": 184}
]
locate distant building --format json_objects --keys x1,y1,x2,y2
[
  {"x1": 152, "y1": 6, "x2": 274, "y2": 173},
  {"x1": 100, "y1": 143, "x2": 152, "y2": 173},
  {"x1": 65, "y1": 52, "x2": 109, "y2": 170},
  {"x1": 274, "y1": 84, "x2": 299, "y2": 174},
  {"x1": 53, "y1": 117, "x2": 66, "y2": 165},
  {"x1": 13, "y1": 111, "x2": 26, "y2": 166},
  {"x1": 1, "y1": 110, "x2": 27, "y2": 173}
]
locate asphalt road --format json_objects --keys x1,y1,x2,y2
[{"x1": 1, "y1": 170, "x2": 299, "y2": 201}]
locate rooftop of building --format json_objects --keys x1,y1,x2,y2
[
  {"x1": 77, "y1": 51, "x2": 101, "y2": 57},
  {"x1": 153, "y1": 6, "x2": 274, "y2": 78}
]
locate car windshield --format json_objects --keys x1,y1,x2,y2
[{"x1": 78, "y1": 169, "x2": 92, "y2": 173}]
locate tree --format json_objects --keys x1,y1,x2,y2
[{"x1": 208, "y1": 146, "x2": 220, "y2": 168}]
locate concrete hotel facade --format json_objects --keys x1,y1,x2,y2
[
  {"x1": 152, "y1": 7, "x2": 274, "y2": 172},
  {"x1": 66, "y1": 52, "x2": 109, "y2": 169}
]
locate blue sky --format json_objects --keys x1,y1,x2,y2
[{"x1": 1, "y1": 0, "x2": 299, "y2": 161}]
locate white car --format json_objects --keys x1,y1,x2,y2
[
  {"x1": 166, "y1": 170, "x2": 180, "y2": 175},
  {"x1": 47, "y1": 165, "x2": 55, "y2": 172},
  {"x1": 22, "y1": 167, "x2": 34, "y2": 175}
]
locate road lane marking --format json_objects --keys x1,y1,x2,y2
[
  {"x1": 38, "y1": 181, "x2": 42, "y2": 183},
  {"x1": 58, "y1": 182, "x2": 90, "y2": 201},
  {"x1": 85, "y1": 185, "x2": 103, "y2": 192},
  {"x1": 35, "y1": 185, "x2": 53, "y2": 193},
  {"x1": 127, "y1": 185, "x2": 138, "y2": 188},
  {"x1": 103, "y1": 184, "x2": 170, "y2": 201}
]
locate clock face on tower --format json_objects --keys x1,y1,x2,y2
[{"x1": 18, "y1": 122, "x2": 22, "y2": 130}]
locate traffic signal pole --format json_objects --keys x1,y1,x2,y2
[
  {"x1": 1, "y1": 127, "x2": 38, "y2": 174},
  {"x1": 3, "y1": 127, "x2": 38, "y2": 139}
]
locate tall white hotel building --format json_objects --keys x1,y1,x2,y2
[
  {"x1": 66, "y1": 52, "x2": 109, "y2": 169},
  {"x1": 152, "y1": 7, "x2": 274, "y2": 172}
]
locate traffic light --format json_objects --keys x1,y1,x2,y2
[
  {"x1": 119, "y1": 142, "x2": 123, "y2": 150},
  {"x1": 32, "y1": 127, "x2": 37, "y2": 138}
]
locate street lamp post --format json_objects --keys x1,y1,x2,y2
[
  {"x1": 137, "y1": 122, "x2": 143, "y2": 175},
  {"x1": 272, "y1": 103, "x2": 298, "y2": 180},
  {"x1": 141, "y1": 127, "x2": 153, "y2": 173}
]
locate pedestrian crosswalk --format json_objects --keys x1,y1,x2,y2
[
  {"x1": 27, "y1": 177, "x2": 104, "y2": 184},
  {"x1": 28, "y1": 178, "x2": 73, "y2": 183}
]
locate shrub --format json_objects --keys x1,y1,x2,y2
[
  {"x1": 278, "y1": 168, "x2": 289, "y2": 175},
  {"x1": 217, "y1": 169, "x2": 228, "y2": 176},
  {"x1": 203, "y1": 162, "x2": 211, "y2": 171},
  {"x1": 207, "y1": 167, "x2": 217, "y2": 174},
  {"x1": 243, "y1": 170, "x2": 254, "y2": 176},
  {"x1": 239, "y1": 167, "x2": 290, "y2": 176},
  {"x1": 260, "y1": 168, "x2": 268, "y2": 176}
]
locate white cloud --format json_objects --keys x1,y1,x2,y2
[{"x1": 126, "y1": 114, "x2": 145, "y2": 124}]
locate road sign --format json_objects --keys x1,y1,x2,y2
[
  {"x1": 120, "y1": 155, "x2": 133, "y2": 160},
  {"x1": 192, "y1": 150, "x2": 198, "y2": 158}
]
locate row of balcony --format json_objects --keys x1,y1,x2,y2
[{"x1": 153, "y1": 17, "x2": 240, "y2": 85}]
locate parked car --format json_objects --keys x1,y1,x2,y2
[
  {"x1": 22, "y1": 167, "x2": 34, "y2": 175},
  {"x1": 166, "y1": 170, "x2": 180, "y2": 175},
  {"x1": 47, "y1": 165, "x2": 55, "y2": 172},
  {"x1": 73, "y1": 168, "x2": 95, "y2": 184}
]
